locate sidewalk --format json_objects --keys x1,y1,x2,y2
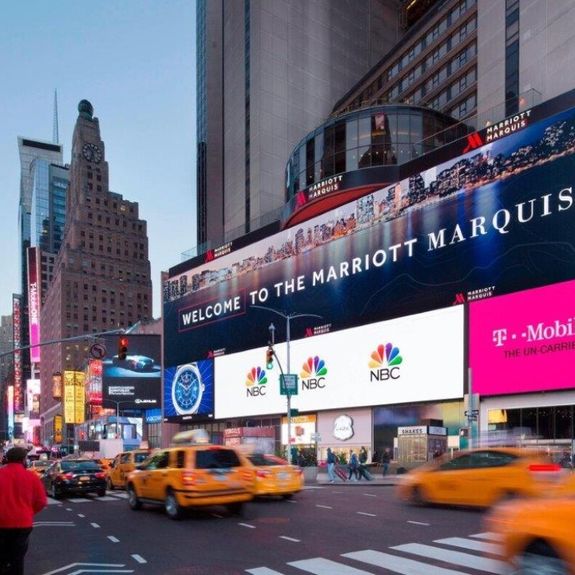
[{"x1": 312, "y1": 470, "x2": 403, "y2": 486}]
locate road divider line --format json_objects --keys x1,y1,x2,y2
[
  {"x1": 131, "y1": 554, "x2": 147, "y2": 564},
  {"x1": 363, "y1": 493, "x2": 377, "y2": 497},
  {"x1": 407, "y1": 520, "x2": 430, "y2": 526},
  {"x1": 77, "y1": 514, "x2": 85, "y2": 518},
  {"x1": 356, "y1": 511, "x2": 376, "y2": 517},
  {"x1": 238, "y1": 523, "x2": 256, "y2": 529},
  {"x1": 107, "y1": 536, "x2": 120, "y2": 543},
  {"x1": 315, "y1": 504, "x2": 333, "y2": 509},
  {"x1": 469, "y1": 532, "x2": 500, "y2": 541},
  {"x1": 90, "y1": 523, "x2": 100, "y2": 529},
  {"x1": 279, "y1": 536, "x2": 300, "y2": 543}
]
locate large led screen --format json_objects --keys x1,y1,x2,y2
[
  {"x1": 163, "y1": 359, "x2": 215, "y2": 423},
  {"x1": 102, "y1": 334, "x2": 161, "y2": 410},
  {"x1": 215, "y1": 306, "x2": 464, "y2": 419},
  {"x1": 165, "y1": 100, "x2": 575, "y2": 368},
  {"x1": 470, "y1": 280, "x2": 575, "y2": 396}
]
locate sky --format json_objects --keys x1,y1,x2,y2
[{"x1": 0, "y1": 0, "x2": 196, "y2": 319}]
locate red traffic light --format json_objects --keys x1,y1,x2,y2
[
  {"x1": 266, "y1": 347, "x2": 274, "y2": 369},
  {"x1": 118, "y1": 337, "x2": 129, "y2": 360}
]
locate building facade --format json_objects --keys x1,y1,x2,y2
[
  {"x1": 39, "y1": 100, "x2": 153, "y2": 446},
  {"x1": 196, "y1": 0, "x2": 404, "y2": 251}
]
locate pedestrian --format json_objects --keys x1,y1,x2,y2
[
  {"x1": 381, "y1": 448, "x2": 391, "y2": 476},
  {"x1": 0, "y1": 446, "x2": 47, "y2": 575},
  {"x1": 326, "y1": 447, "x2": 337, "y2": 483},
  {"x1": 348, "y1": 450, "x2": 359, "y2": 481},
  {"x1": 357, "y1": 446, "x2": 372, "y2": 481}
]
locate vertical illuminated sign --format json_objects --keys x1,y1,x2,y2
[
  {"x1": 53, "y1": 415, "x2": 63, "y2": 444},
  {"x1": 26, "y1": 378, "x2": 41, "y2": 419},
  {"x1": 12, "y1": 295, "x2": 24, "y2": 414},
  {"x1": 27, "y1": 247, "x2": 41, "y2": 363},
  {"x1": 7, "y1": 386, "x2": 14, "y2": 439},
  {"x1": 87, "y1": 359, "x2": 103, "y2": 405},
  {"x1": 63, "y1": 370, "x2": 86, "y2": 424},
  {"x1": 52, "y1": 372, "x2": 63, "y2": 400}
]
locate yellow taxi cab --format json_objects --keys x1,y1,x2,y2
[
  {"x1": 125, "y1": 430, "x2": 256, "y2": 520},
  {"x1": 246, "y1": 453, "x2": 304, "y2": 499},
  {"x1": 106, "y1": 449, "x2": 151, "y2": 490},
  {"x1": 396, "y1": 447, "x2": 561, "y2": 508},
  {"x1": 485, "y1": 497, "x2": 575, "y2": 573},
  {"x1": 29, "y1": 459, "x2": 52, "y2": 479}
]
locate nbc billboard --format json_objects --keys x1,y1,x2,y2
[
  {"x1": 215, "y1": 306, "x2": 463, "y2": 418},
  {"x1": 470, "y1": 279, "x2": 575, "y2": 396},
  {"x1": 165, "y1": 93, "x2": 575, "y2": 371}
]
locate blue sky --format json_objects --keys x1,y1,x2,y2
[{"x1": 0, "y1": 0, "x2": 196, "y2": 318}]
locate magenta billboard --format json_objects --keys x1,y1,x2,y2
[
  {"x1": 27, "y1": 247, "x2": 41, "y2": 363},
  {"x1": 470, "y1": 280, "x2": 575, "y2": 396}
]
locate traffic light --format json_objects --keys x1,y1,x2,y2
[
  {"x1": 118, "y1": 336, "x2": 129, "y2": 360},
  {"x1": 266, "y1": 346, "x2": 274, "y2": 369}
]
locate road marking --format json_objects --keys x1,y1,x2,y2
[
  {"x1": 315, "y1": 504, "x2": 332, "y2": 509},
  {"x1": 246, "y1": 568, "x2": 284, "y2": 575},
  {"x1": 46, "y1": 498, "x2": 61, "y2": 505},
  {"x1": 363, "y1": 493, "x2": 377, "y2": 497},
  {"x1": 391, "y1": 543, "x2": 508, "y2": 573},
  {"x1": 108, "y1": 536, "x2": 120, "y2": 543},
  {"x1": 33, "y1": 521, "x2": 75, "y2": 527},
  {"x1": 40, "y1": 563, "x2": 129, "y2": 575},
  {"x1": 289, "y1": 557, "x2": 373, "y2": 574},
  {"x1": 65, "y1": 508, "x2": 73, "y2": 511},
  {"x1": 77, "y1": 514, "x2": 85, "y2": 518},
  {"x1": 95, "y1": 496, "x2": 118, "y2": 502},
  {"x1": 238, "y1": 523, "x2": 256, "y2": 529},
  {"x1": 211, "y1": 513, "x2": 225, "y2": 518},
  {"x1": 287, "y1": 499, "x2": 297, "y2": 503},
  {"x1": 110, "y1": 492, "x2": 129, "y2": 499},
  {"x1": 91, "y1": 523, "x2": 100, "y2": 529},
  {"x1": 434, "y1": 537, "x2": 502, "y2": 556},
  {"x1": 407, "y1": 521, "x2": 430, "y2": 526},
  {"x1": 67, "y1": 499, "x2": 92, "y2": 503},
  {"x1": 131, "y1": 554, "x2": 147, "y2": 564},
  {"x1": 356, "y1": 511, "x2": 376, "y2": 517},
  {"x1": 344, "y1": 549, "x2": 469, "y2": 574},
  {"x1": 279, "y1": 536, "x2": 300, "y2": 542},
  {"x1": 469, "y1": 532, "x2": 500, "y2": 541}
]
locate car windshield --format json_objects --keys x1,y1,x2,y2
[
  {"x1": 61, "y1": 461, "x2": 101, "y2": 472},
  {"x1": 135, "y1": 452, "x2": 149, "y2": 463},
  {"x1": 195, "y1": 449, "x2": 241, "y2": 469}
]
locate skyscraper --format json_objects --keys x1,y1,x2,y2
[
  {"x1": 196, "y1": 0, "x2": 404, "y2": 250},
  {"x1": 39, "y1": 100, "x2": 152, "y2": 444}
]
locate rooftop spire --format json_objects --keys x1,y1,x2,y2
[{"x1": 52, "y1": 89, "x2": 60, "y2": 144}]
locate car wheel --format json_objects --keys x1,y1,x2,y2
[
  {"x1": 518, "y1": 542, "x2": 568, "y2": 575},
  {"x1": 411, "y1": 485, "x2": 426, "y2": 506},
  {"x1": 282, "y1": 493, "x2": 294, "y2": 500},
  {"x1": 127, "y1": 484, "x2": 142, "y2": 510},
  {"x1": 50, "y1": 483, "x2": 61, "y2": 500},
  {"x1": 227, "y1": 502, "x2": 244, "y2": 516},
  {"x1": 107, "y1": 477, "x2": 114, "y2": 491},
  {"x1": 97, "y1": 489, "x2": 106, "y2": 497},
  {"x1": 165, "y1": 489, "x2": 183, "y2": 520}
]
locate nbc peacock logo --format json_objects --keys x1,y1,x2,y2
[
  {"x1": 300, "y1": 356, "x2": 328, "y2": 391},
  {"x1": 245, "y1": 366, "x2": 267, "y2": 397},
  {"x1": 369, "y1": 343, "x2": 403, "y2": 381}
]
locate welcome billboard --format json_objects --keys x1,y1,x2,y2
[
  {"x1": 165, "y1": 96, "x2": 575, "y2": 370},
  {"x1": 470, "y1": 280, "x2": 575, "y2": 396}
]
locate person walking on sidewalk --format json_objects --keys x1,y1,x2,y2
[
  {"x1": 0, "y1": 446, "x2": 47, "y2": 575},
  {"x1": 357, "y1": 446, "x2": 372, "y2": 481},
  {"x1": 326, "y1": 447, "x2": 337, "y2": 483},
  {"x1": 348, "y1": 450, "x2": 359, "y2": 481},
  {"x1": 381, "y1": 448, "x2": 391, "y2": 476}
]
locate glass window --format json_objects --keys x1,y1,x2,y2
[
  {"x1": 314, "y1": 131, "x2": 324, "y2": 181},
  {"x1": 538, "y1": 407, "x2": 553, "y2": 440},
  {"x1": 346, "y1": 118, "x2": 358, "y2": 150},
  {"x1": 195, "y1": 449, "x2": 241, "y2": 469},
  {"x1": 397, "y1": 114, "x2": 410, "y2": 142},
  {"x1": 322, "y1": 125, "x2": 335, "y2": 177},
  {"x1": 358, "y1": 146, "x2": 371, "y2": 169},
  {"x1": 522, "y1": 408, "x2": 537, "y2": 438},
  {"x1": 306, "y1": 139, "x2": 314, "y2": 185},
  {"x1": 299, "y1": 145, "x2": 306, "y2": 183},
  {"x1": 346, "y1": 148, "x2": 358, "y2": 171},
  {"x1": 358, "y1": 116, "x2": 371, "y2": 147}
]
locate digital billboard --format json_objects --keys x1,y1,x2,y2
[
  {"x1": 163, "y1": 358, "x2": 215, "y2": 423},
  {"x1": 165, "y1": 99, "x2": 575, "y2": 370},
  {"x1": 215, "y1": 306, "x2": 464, "y2": 419},
  {"x1": 63, "y1": 371, "x2": 85, "y2": 424},
  {"x1": 12, "y1": 295, "x2": 24, "y2": 414},
  {"x1": 470, "y1": 279, "x2": 575, "y2": 396},
  {"x1": 101, "y1": 334, "x2": 161, "y2": 410}
]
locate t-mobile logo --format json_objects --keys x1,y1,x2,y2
[{"x1": 492, "y1": 328, "x2": 508, "y2": 347}]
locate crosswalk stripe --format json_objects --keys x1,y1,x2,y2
[
  {"x1": 469, "y1": 532, "x2": 500, "y2": 541},
  {"x1": 343, "y1": 550, "x2": 469, "y2": 575},
  {"x1": 246, "y1": 568, "x2": 286, "y2": 575},
  {"x1": 94, "y1": 496, "x2": 118, "y2": 502},
  {"x1": 46, "y1": 498, "x2": 61, "y2": 505},
  {"x1": 434, "y1": 537, "x2": 502, "y2": 556},
  {"x1": 391, "y1": 543, "x2": 508, "y2": 574},
  {"x1": 288, "y1": 557, "x2": 373, "y2": 574},
  {"x1": 66, "y1": 498, "x2": 92, "y2": 503}
]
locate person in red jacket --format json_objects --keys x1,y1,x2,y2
[{"x1": 0, "y1": 446, "x2": 47, "y2": 575}]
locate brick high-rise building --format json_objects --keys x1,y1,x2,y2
[{"x1": 39, "y1": 100, "x2": 152, "y2": 444}]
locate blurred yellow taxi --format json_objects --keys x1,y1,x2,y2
[
  {"x1": 107, "y1": 449, "x2": 150, "y2": 490},
  {"x1": 247, "y1": 453, "x2": 304, "y2": 499},
  {"x1": 397, "y1": 447, "x2": 561, "y2": 508},
  {"x1": 126, "y1": 430, "x2": 256, "y2": 520},
  {"x1": 29, "y1": 459, "x2": 51, "y2": 479},
  {"x1": 485, "y1": 497, "x2": 575, "y2": 573}
]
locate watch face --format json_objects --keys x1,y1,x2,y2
[
  {"x1": 82, "y1": 143, "x2": 102, "y2": 163},
  {"x1": 171, "y1": 363, "x2": 205, "y2": 415}
]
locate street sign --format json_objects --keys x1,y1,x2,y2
[
  {"x1": 90, "y1": 343, "x2": 106, "y2": 359},
  {"x1": 280, "y1": 374, "x2": 298, "y2": 396}
]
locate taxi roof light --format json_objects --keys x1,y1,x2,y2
[{"x1": 170, "y1": 429, "x2": 211, "y2": 446}]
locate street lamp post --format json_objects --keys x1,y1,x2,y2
[
  {"x1": 105, "y1": 400, "x2": 132, "y2": 440},
  {"x1": 253, "y1": 305, "x2": 322, "y2": 465}
]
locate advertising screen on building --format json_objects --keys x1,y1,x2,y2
[
  {"x1": 63, "y1": 371, "x2": 85, "y2": 424},
  {"x1": 163, "y1": 358, "x2": 214, "y2": 423},
  {"x1": 470, "y1": 279, "x2": 575, "y2": 396},
  {"x1": 12, "y1": 295, "x2": 23, "y2": 414},
  {"x1": 215, "y1": 306, "x2": 464, "y2": 419},
  {"x1": 165, "y1": 100, "x2": 575, "y2": 370},
  {"x1": 26, "y1": 247, "x2": 41, "y2": 363},
  {"x1": 101, "y1": 334, "x2": 161, "y2": 410}
]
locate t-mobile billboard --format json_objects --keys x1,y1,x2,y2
[
  {"x1": 165, "y1": 97, "x2": 575, "y2": 368},
  {"x1": 215, "y1": 306, "x2": 464, "y2": 419},
  {"x1": 470, "y1": 280, "x2": 575, "y2": 396}
]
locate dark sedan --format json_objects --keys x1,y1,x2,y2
[{"x1": 42, "y1": 459, "x2": 107, "y2": 499}]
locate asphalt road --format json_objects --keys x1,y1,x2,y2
[{"x1": 27, "y1": 486, "x2": 501, "y2": 575}]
